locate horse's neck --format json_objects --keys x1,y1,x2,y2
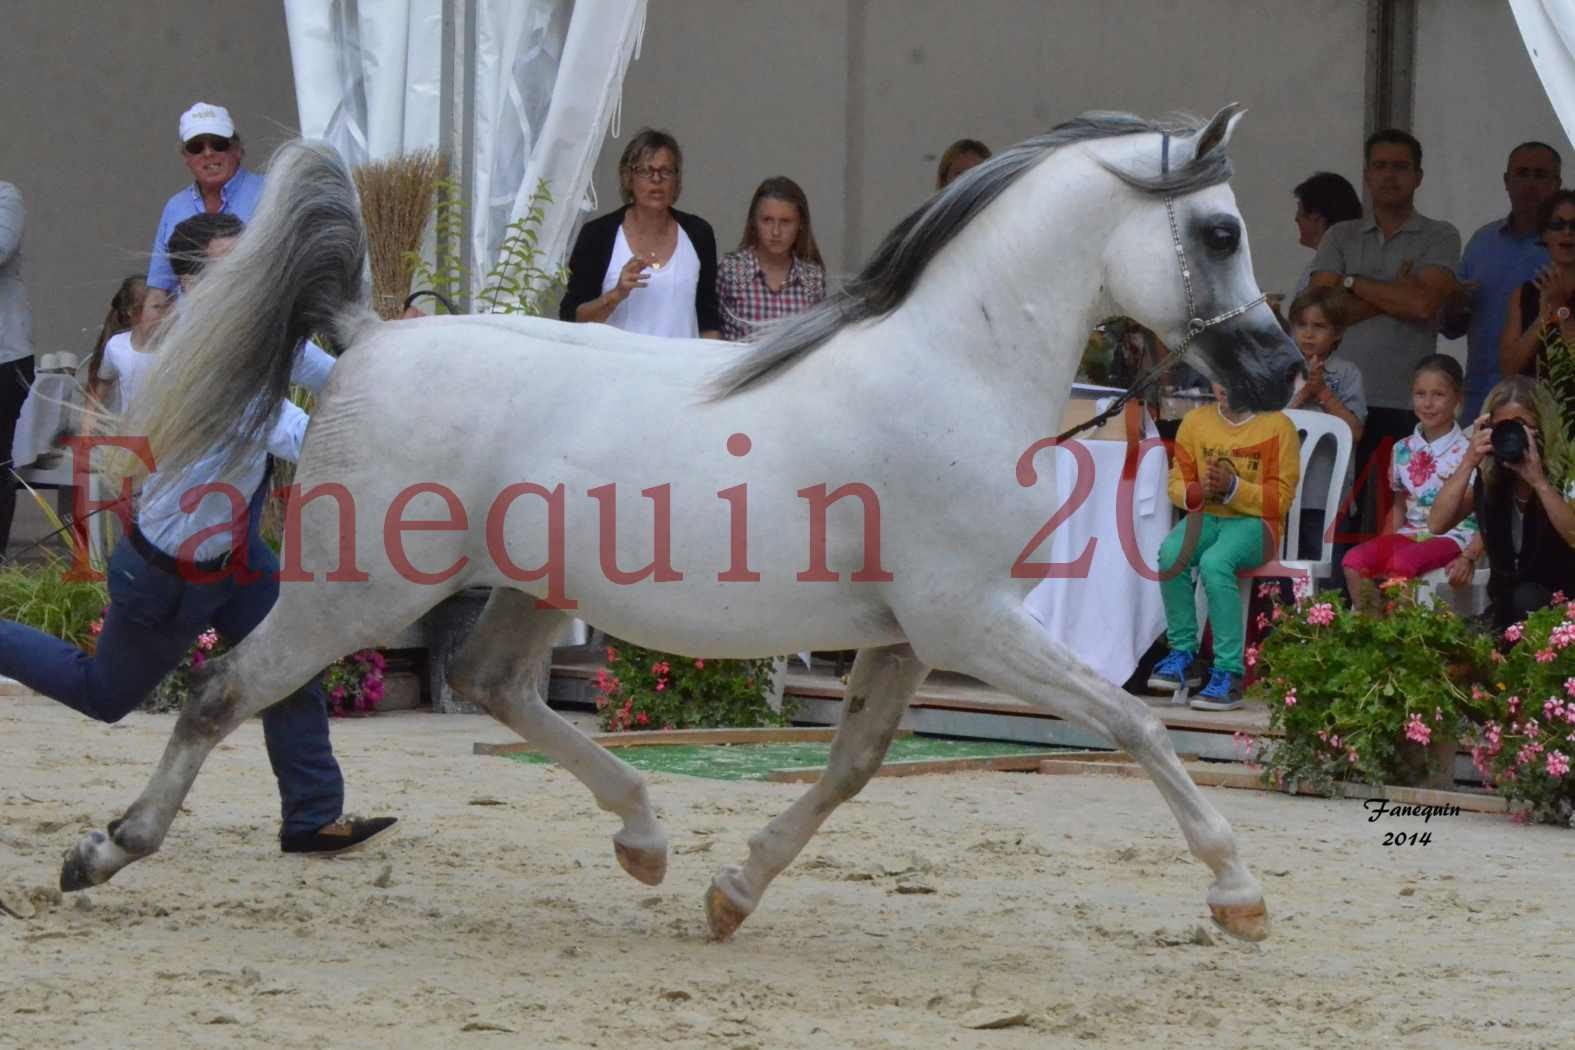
[{"x1": 865, "y1": 178, "x2": 1113, "y2": 433}]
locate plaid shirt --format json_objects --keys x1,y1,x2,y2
[{"x1": 717, "y1": 248, "x2": 826, "y2": 341}]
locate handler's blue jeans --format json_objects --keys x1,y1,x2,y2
[{"x1": 0, "y1": 531, "x2": 342, "y2": 838}]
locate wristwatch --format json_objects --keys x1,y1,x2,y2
[{"x1": 1342, "y1": 274, "x2": 1356, "y2": 291}]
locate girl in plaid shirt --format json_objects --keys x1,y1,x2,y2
[{"x1": 718, "y1": 177, "x2": 826, "y2": 342}]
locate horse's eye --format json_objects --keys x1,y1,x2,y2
[{"x1": 1203, "y1": 222, "x2": 1240, "y2": 254}]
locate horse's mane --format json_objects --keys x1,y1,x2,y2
[{"x1": 708, "y1": 110, "x2": 1235, "y2": 399}]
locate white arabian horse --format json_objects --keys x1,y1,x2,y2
[{"x1": 64, "y1": 104, "x2": 1299, "y2": 942}]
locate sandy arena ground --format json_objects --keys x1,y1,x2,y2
[{"x1": 2, "y1": 695, "x2": 1572, "y2": 1050}]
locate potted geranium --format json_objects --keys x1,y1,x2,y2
[
  {"x1": 594, "y1": 641, "x2": 787, "y2": 732},
  {"x1": 1468, "y1": 595, "x2": 1575, "y2": 826},
  {"x1": 1245, "y1": 578, "x2": 1493, "y2": 793}
]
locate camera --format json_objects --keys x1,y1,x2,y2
[{"x1": 1490, "y1": 419, "x2": 1530, "y2": 465}]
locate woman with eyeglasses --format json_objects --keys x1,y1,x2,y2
[
  {"x1": 560, "y1": 128, "x2": 720, "y2": 339},
  {"x1": 1501, "y1": 189, "x2": 1575, "y2": 378}
]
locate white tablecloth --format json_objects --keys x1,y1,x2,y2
[{"x1": 1022, "y1": 413, "x2": 1171, "y2": 687}]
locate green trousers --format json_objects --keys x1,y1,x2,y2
[{"x1": 1157, "y1": 514, "x2": 1273, "y2": 676}]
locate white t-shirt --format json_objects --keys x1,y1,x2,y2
[
  {"x1": 600, "y1": 224, "x2": 701, "y2": 338},
  {"x1": 95, "y1": 330, "x2": 159, "y2": 416}
]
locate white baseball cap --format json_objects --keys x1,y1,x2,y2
[{"x1": 178, "y1": 102, "x2": 236, "y2": 143}]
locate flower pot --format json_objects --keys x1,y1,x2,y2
[{"x1": 1398, "y1": 733, "x2": 1459, "y2": 790}]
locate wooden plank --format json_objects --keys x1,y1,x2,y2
[
  {"x1": 474, "y1": 726, "x2": 912, "y2": 756},
  {"x1": 1037, "y1": 759, "x2": 1510, "y2": 814},
  {"x1": 765, "y1": 752, "x2": 1063, "y2": 784}
]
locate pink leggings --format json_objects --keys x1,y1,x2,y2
[{"x1": 1342, "y1": 533, "x2": 1461, "y2": 579}]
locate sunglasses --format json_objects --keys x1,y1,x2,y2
[{"x1": 184, "y1": 136, "x2": 233, "y2": 155}]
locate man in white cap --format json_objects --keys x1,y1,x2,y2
[{"x1": 144, "y1": 102, "x2": 265, "y2": 314}]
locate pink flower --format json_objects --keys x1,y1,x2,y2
[
  {"x1": 655, "y1": 680, "x2": 666, "y2": 692},
  {"x1": 662, "y1": 723, "x2": 675, "y2": 731},
  {"x1": 694, "y1": 659, "x2": 705, "y2": 669},
  {"x1": 190, "y1": 650, "x2": 205, "y2": 668},
  {"x1": 1492, "y1": 650, "x2": 1506, "y2": 664},
  {"x1": 1566, "y1": 678, "x2": 1575, "y2": 699},
  {"x1": 1434, "y1": 706, "x2": 1444, "y2": 724},
  {"x1": 1548, "y1": 751, "x2": 1571, "y2": 778},
  {"x1": 1283, "y1": 689, "x2": 1298, "y2": 709},
  {"x1": 1536, "y1": 649, "x2": 1557, "y2": 664},
  {"x1": 1404, "y1": 713, "x2": 1432, "y2": 745},
  {"x1": 1381, "y1": 576, "x2": 1411, "y2": 591},
  {"x1": 1245, "y1": 645, "x2": 1259, "y2": 669},
  {"x1": 1504, "y1": 623, "x2": 1524, "y2": 643},
  {"x1": 1406, "y1": 447, "x2": 1436, "y2": 488},
  {"x1": 1306, "y1": 602, "x2": 1335, "y2": 627},
  {"x1": 89, "y1": 618, "x2": 103, "y2": 637},
  {"x1": 197, "y1": 629, "x2": 219, "y2": 651},
  {"x1": 605, "y1": 647, "x2": 618, "y2": 662},
  {"x1": 1256, "y1": 582, "x2": 1276, "y2": 599},
  {"x1": 1347, "y1": 748, "x2": 1359, "y2": 764},
  {"x1": 636, "y1": 712, "x2": 650, "y2": 727},
  {"x1": 1555, "y1": 591, "x2": 1569, "y2": 606},
  {"x1": 1255, "y1": 613, "x2": 1270, "y2": 631},
  {"x1": 1552, "y1": 625, "x2": 1575, "y2": 650},
  {"x1": 1272, "y1": 606, "x2": 1284, "y2": 622},
  {"x1": 1291, "y1": 575, "x2": 1313, "y2": 601},
  {"x1": 330, "y1": 686, "x2": 346, "y2": 701}
]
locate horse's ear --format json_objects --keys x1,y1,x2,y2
[{"x1": 1194, "y1": 103, "x2": 1246, "y2": 160}]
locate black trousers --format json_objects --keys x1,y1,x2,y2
[{"x1": 0, "y1": 356, "x2": 35, "y2": 554}]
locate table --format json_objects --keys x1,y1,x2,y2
[{"x1": 1021, "y1": 405, "x2": 1171, "y2": 687}]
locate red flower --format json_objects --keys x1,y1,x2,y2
[{"x1": 1406, "y1": 447, "x2": 1436, "y2": 488}]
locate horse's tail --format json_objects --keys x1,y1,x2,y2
[{"x1": 126, "y1": 140, "x2": 374, "y2": 483}]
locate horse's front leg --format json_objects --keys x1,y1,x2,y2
[
  {"x1": 706, "y1": 644, "x2": 928, "y2": 940},
  {"x1": 937, "y1": 605, "x2": 1268, "y2": 940}
]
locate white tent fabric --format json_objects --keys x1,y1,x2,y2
[
  {"x1": 285, "y1": 0, "x2": 645, "y2": 299},
  {"x1": 284, "y1": 0, "x2": 443, "y2": 165},
  {"x1": 504, "y1": 0, "x2": 648, "y2": 282},
  {"x1": 1511, "y1": 0, "x2": 1575, "y2": 146},
  {"x1": 470, "y1": 0, "x2": 568, "y2": 292}
]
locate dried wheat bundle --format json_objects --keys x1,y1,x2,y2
[{"x1": 353, "y1": 150, "x2": 445, "y2": 319}]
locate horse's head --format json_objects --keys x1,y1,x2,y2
[{"x1": 1100, "y1": 105, "x2": 1300, "y2": 412}]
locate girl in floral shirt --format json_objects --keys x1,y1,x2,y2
[{"x1": 1343, "y1": 354, "x2": 1482, "y2": 612}]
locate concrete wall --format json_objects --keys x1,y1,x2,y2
[
  {"x1": 1414, "y1": 0, "x2": 1575, "y2": 244},
  {"x1": 0, "y1": 2, "x2": 298, "y2": 360}
]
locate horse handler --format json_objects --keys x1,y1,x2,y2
[{"x1": 0, "y1": 213, "x2": 394, "y2": 878}]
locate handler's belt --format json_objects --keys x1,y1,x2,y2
[{"x1": 127, "y1": 524, "x2": 239, "y2": 577}]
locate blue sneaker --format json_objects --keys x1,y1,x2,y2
[
  {"x1": 1189, "y1": 668, "x2": 1244, "y2": 711},
  {"x1": 1147, "y1": 649, "x2": 1202, "y2": 693}
]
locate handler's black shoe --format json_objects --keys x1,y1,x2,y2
[{"x1": 281, "y1": 816, "x2": 398, "y2": 856}]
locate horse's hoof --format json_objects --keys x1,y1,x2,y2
[
  {"x1": 705, "y1": 880, "x2": 750, "y2": 942},
  {"x1": 614, "y1": 840, "x2": 668, "y2": 886},
  {"x1": 1210, "y1": 899, "x2": 1270, "y2": 941},
  {"x1": 59, "y1": 833, "x2": 109, "y2": 893}
]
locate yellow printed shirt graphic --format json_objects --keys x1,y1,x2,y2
[{"x1": 1166, "y1": 405, "x2": 1301, "y2": 531}]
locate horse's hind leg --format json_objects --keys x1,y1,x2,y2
[
  {"x1": 935, "y1": 605, "x2": 1268, "y2": 941},
  {"x1": 448, "y1": 588, "x2": 667, "y2": 885},
  {"x1": 706, "y1": 644, "x2": 928, "y2": 940},
  {"x1": 60, "y1": 580, "x2": 442, "y2": 892}
]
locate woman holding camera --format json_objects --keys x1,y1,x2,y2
[{"x1": 1429, "y1": 375, "x2": 1575, "y2": 628}]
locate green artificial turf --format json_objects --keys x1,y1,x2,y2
[{"x1": 505, "y1": 735, "x2": 1064, "y2": 781}]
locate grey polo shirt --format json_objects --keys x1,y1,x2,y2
[{"x1": 1310, "y1": 212, "x2": 1461, "y2": 409}]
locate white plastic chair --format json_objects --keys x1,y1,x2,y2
[{"x1": 1417, "y1": 565, "x2": 1491, "y2": 617}]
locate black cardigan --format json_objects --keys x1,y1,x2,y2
[
  {"x1": 559, "y1": 206, "x2": 721, "y2": 333},
  {"x1": 1475, "y1": 471, "x2": 1575, "y2": 626}
]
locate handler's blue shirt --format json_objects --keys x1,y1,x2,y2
[
  {"x1": 1457, "y1": 217, "x2": 1548, "y2": 420},
  {"x1": 146, "y1": 168, "x2": 266, "y2": 292}
]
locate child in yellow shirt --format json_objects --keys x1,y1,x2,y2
[{"x1": 1147, "y1": 385, "x2": 1301, "y2": 710}]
